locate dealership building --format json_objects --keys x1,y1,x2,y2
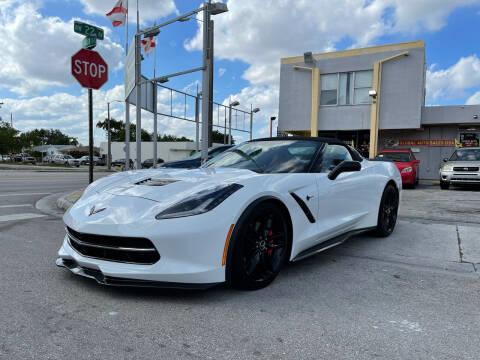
[{"x1": 278, "y1": 40, "x2": 480, "y2": 179}]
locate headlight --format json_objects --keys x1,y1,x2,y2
[
  {"x1": 401, "y1": 167, "x2": 412, "y2": 173},
  {"x1": 442, "y1": 164, "x2": 453, "y2": 171},
  {"x1": 155, "y1": 183, "x2": 243, "y2": 219}
]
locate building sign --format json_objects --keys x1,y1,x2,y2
[
  {"x1": 397, "y1": 139, "x2": 455, "y2": 147},
  {"x1": 459, "y1": 133, "x2": 479, "y2": 147}
]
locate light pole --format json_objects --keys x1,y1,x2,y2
[
  {"x1": 106, "y1": 100, "x2": 123, "y2": 170},
  {"x1": 228, "y1": 100, "x2": 240, "y2": 145},
  {"x1": 250, "y1": 105, "x2": 260, "y2": 140},
  {"x1": 270, "y1": 116, "x2": 277, "y2": 138}
]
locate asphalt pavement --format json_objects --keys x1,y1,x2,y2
[{"x1": 0, "y1": 173, "x2": 479, "y2": 359}]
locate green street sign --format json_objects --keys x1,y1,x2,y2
[
  {"x1": 82, "y1": 36, "x2": 97, "y2": 50},
  {"x1": 74, "y1": 21, "x2": 104, "y2": 40}
]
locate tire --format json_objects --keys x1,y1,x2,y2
[
  {"x1": 375, "y1": 183, "x2": 399, "y2": 237},
  {"x1": 440, "y1": 181, "x2": 450, "y2": 190},
  {"x1": 229, "y1": 202, "x2": 290, "y2": 290}
]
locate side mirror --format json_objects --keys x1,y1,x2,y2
[
  {"x1": 414, "y1": 159, "x2": 420, "y2": 164},
  {"x1": 328, "y1": 161, "x2": 361, "y2": 180},
  {"x1": 443, "y1": 158, "x2": 448, "y2": 162}
]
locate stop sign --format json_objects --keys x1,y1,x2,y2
[{"x1": 71, "y1": 49, "x2": 108, "y2": 89}]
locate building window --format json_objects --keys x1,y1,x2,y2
[
  {"x1": 353, "y1": 70, "x2": 372, "y2": 104},
  {"x1": 320, "y1": 73, "x2": 338, "y2": 105},
  {"x1": 339, "y1": 72, "x2": 354, "y2": 105},
  {"x1": 320, "y1": 70, "x2": 373, "y2": 106}
]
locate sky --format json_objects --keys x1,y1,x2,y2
[{"x1": 2, "y1": 0, "x2": 480, "y2": 147}]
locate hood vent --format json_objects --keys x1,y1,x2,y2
[{"x1": 135, "y1": 178, "x2": 179, "y2": 186}]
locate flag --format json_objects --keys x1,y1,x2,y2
[
  {"x1": 141, "y1": 35, "x2": 156, "y2": 57},
  {"x1": 106, "y1": 0, "x2": 127, "y2": 27}
]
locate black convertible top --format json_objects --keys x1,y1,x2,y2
[{"x1": 250, "y1": 136, "x2": 345, "y2": 145}]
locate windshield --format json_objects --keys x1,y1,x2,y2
[
  {"x1": 65, "y1": 155, "x2": 73, "y2": 159},
  {"x1": 203, "y1": 140, "x2": 323, "y2": 173},
  {"x1": 377, "y1": 152, "x2": 411, "y2": 162},
  {"x1": 449, "y1": 148, "x2": 480, "y2": 161}
]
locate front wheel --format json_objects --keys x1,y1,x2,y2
[
  {"x1": 375, "y1": 184, "x2": 399, "y2": 237},
  {"x1": 229, "y1": 203, "x2": 290, "y2": 290}
]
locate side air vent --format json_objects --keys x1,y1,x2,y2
[{"x1": 290, "y1": 192, "x2": 315, "y2": 223}]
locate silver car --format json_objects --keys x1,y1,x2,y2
[{"x1": 439, "y1": 147, "x2": 480, "y2": 189}]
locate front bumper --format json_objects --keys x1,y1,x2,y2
[
  {"x1": 439, "y1": 170, "x2": 480, "y2": 184},
  {"x1": 401, "y1": 171, "x2": 415, "y2": 184}
]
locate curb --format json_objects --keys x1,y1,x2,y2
[{"x1": 56, "y1": 189, "x2": 84, "y2": 211}]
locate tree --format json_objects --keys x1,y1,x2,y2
[
  {"x1": 211, "y1": 130, "x2": 234, "y2": 144},
  {"x1": 17, "y1": 129, "x2": 78, "y2": 148},
  {"x1": 96, "y1": 118, "x2": 152, "y2": 142},
  {"x1": 0, "y1": 122, "x2": 20, "y2": 153},
  {"x1": 156, "y1": 134, "x2": 193, "y2": 142}
]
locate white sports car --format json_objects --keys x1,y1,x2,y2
[{"x1": 57, "y1": 137, "x2": 402, "y2": 290}]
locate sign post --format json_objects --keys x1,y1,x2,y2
[{"x1": 71, "y1": 46, "x2": 108, "y2": 183}]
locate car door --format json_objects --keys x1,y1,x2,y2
[{"x1": 312, "y1": 144, "x2": 374, "y2": 241}]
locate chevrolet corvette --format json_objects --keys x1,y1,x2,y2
[{"x1": 56, "y1": 137, "x2": 402, "y2": 290}]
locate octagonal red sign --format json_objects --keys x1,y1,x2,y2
[{"x1": 71, "y1": 49, "x2": 108, "y2": 89}]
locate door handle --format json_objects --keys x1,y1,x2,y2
[{"x1": 306, "y1": 194, "x2": 314, "y2": 201}]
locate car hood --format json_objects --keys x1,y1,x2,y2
[
  {"x1": 82, "y1": 167, "x2": 257, "y2": 205},
  {"x1": 444, "y1": 160, "x2": 480, "y2": 168}
]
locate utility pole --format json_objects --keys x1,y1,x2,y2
[
  {"x1": 107, "y1": 102, "x2": 111, "y2": 170},
  {"x1": 135, "y1": 0, "x2": 142, "y2": 170},
  {"x1": 200, "y1": 2, "x2": 212, "y2": 163},
  {"x1": 208, "y1": 20, "x2": 214, "y2": 147},
  {"x1": 153, "y1": 81, "x2": 158, "y2": 167}
]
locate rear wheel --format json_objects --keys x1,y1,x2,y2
[
  {"x1": 230, "y1": 203, "x2": 290, "y2": 290},
  {"x1": 375, "y1": 184, "x2": 399, "y2": 237},
  {"x1": 440, "y1": 181, "x2": 450, "y2": 190}
]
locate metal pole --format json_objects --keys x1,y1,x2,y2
[
  {"x1": 153, "y1": 82, "x2": 158, "y2": 167},
  {"x1": 228, "y1": 104, "x2": 232, "y2": 145},
  {"x1": 107, "y1": 102, "x2": 111, "y2": 170},
  {"x1": 200, "y1": 3, "x2": 211, "y2": 163},
  {"x1": 223, "y1": 109, "x2": 226, "y2": 144},
  {"x1": 208, "y1": 20, "x2": 214, "y2": 148},
  {"x1": 250, "y1": 104, "x2": 253, "y2": 140},
  {"x1": 135, "y1": 0, "x2": 141, "y2": 169},
  {"x1": 125, "y1": 101, "x2": 130, "y2": 170},
  {"x1": 88, "y1": 89, "x2": 94, "y2": 184},
  {"x1": 195, "y1": 91, "x2": 200, "y2": 152}
]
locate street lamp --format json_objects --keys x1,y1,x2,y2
[
  {"x1": 270, "y1": 116, "x2": 277, "y2": 138},
  {"x1": 107, "y1": 99, "x2": 123, "y2": 170},
  {"x1": 250, "y1": 106, "x2": 260, "y2": 140},
  {"x1": 228, "y1": 100, "x2": 240, "y2": 145}
]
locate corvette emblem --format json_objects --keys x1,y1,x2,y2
[{"x1": 89, "y1": 206, "x2": 106, "y2": 216}]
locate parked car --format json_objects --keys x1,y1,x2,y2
[
  {"x1": 141, "y1": 158, "x2": 165, "y2": 169},
  {"x1": 439, "y1": 147, "x2": 480, "y2": 189},
  {"x1": 112, "y1": 158, "x2": 134, "y2": 168},
  {"x1": 57, "y1": 137, "x2": 401, "y2": 290},
  {"x1": 160, "y1": 145, "x2": 233, "y2": 169},
  {"x1": 14, "y1": 153, "x2": 29, "y2": 162},
  {"x1": 22, "y1": 156, "x2": 36, "y2": 164},
  {"x1": 376, "y1": 148, "x2": 420, "y2": 188},
  {"x1": 79, "y1": 155, "x2": 103, "y2": 166},
  {"x1": 53, "y1": 154, "x2": 80, "y2": 167},
  {"x1": 1, "y1": 155, "x2": 11, "y2": 162}
]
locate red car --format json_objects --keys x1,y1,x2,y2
[{"x1": 376, "y1": 149, "x2": 420, "y2": 188}]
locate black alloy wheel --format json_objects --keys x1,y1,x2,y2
[
  {"x1": 230, "y1": 203, "x2": 290, "y2": 290},
  {"x1": 375, "y1": 184, "x2": 399, "y2": 237}
]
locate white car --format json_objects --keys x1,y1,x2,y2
[
  {"x1": 53, "y1": 154, "x2": 80, "y2": 167},
  {"x1": 57, "y1": 137, "x2": 402, "y2": 290}
]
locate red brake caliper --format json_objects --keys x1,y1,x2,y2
[{"x1": 268, "y1": 230, "x2": 273, "y2": 256}]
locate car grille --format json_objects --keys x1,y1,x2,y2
[
  {"x1": 453, "y1": 167, "x2": 479, "y2": 172},
  {"x1": 66, "y1": 227, "x2": 160, "y2": 264}
]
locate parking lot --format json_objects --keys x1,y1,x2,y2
[{"x1": 0, "y1": 173, "x2": 479, "y2": 359}]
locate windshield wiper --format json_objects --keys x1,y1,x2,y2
[{"x1": 231, "y1": 149, "x2": 264, "y2": 173}]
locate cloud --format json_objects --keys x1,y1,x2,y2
[
  {"x1": 218, "y1": 68, "x2": 226, "y2": 77},
  {"x1": 0, "y1": 1, "x2": 124, "y2": 95},
  {"x1": 427, "y1": 55, "x2": 480, "y2": 101},
  {"x1": 79, "y1": 0, "x2": 178, "y2": 25}
]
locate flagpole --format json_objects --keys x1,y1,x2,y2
[{"x1": 153, "y1": 27, "x2": 157, "y2": 167}]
